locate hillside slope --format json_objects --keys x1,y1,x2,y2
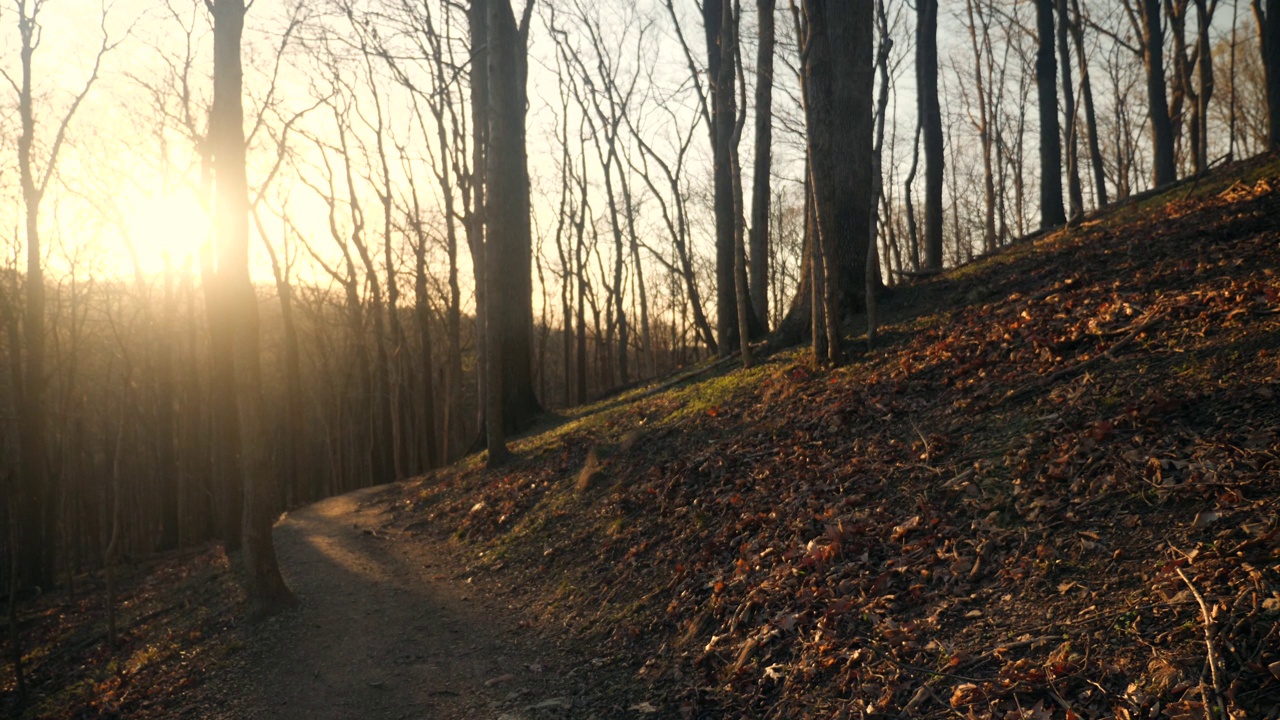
[
  {"x1": 385, "y1": 155, "x2": 1280, "y2": 719},
  {"x1": 5, "y1": 156, "x2": 1278, "y2": 720}
]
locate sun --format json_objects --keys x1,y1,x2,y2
[{"x1": 122, "y1": 189, "x2": 210, "y2": 277}]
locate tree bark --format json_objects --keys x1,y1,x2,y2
[
  {"x1": 918, "y1": 0, "x2": 945, "y2": 269},
  {"x1": 794, "y1": 0, "x2": 873, "y2": 363},
  {"x1": 1036, "y1": 0, "x2": 1068, "y2": 228},
  {"x1": 706, "y1": 0, "x2": 763, "y2": 356},
  {"x1": 209, "y1": 0, "x2": 294, "y2": 616},
  {"x1": 1192, "y1": 0, "x2": 1216, "y2": 173},
  {"x1": 1140, "y1": 0, "x2": 1179, "y2": 185},
  {"x1": 467, "y1": 0, "x2": 490, "y2": 441},
  {"x1": 725, "y1": 0, "x2": 753, "y2": 369},
  {"x1": 1069, "y1": 0, "x2": 1110, "y2": 207},
  {"x1": 486, "y1": 0, "x2": 541, "y2": 434},
  {"x1": 749, "y1": 0, "x2": 776, "y2": 328},
  {"x1": 1056, "y1": 0, "x2": 1085, "y2": 219},
  {"x1": 964, "y1": 0, "x2": 997, "y2": 254},
  {"x1": 1258, "y1": 0, "x2": 1280, "y2": 149},
  {"x1": 15, "y1": 1, "x2": 53, "y2": 588}
]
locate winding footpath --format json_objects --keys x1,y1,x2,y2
[{"x1": 192, "y1": 486, "x2": 587, "y2": 720}]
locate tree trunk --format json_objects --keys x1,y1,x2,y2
[
  {"x1": 414, "y1": 244, "x2": 441, "y2": 471},
  {"x1": 152, "y1": 262, "x2": 181, "y2": 547},
  {"x1": 918, "y1": 0, "x2": 945, "y2": 269},
  {"x1": 1070, "y1": 0, "x2": 1110, "y2": 207},
  {"x1": 795, "y1": 0, "x2": 874, "y2": 363},
  {"x1": 749, "y1": 0, "x2": 776, "y2": 329},
  {"x1": 708, "y1": 0, "x2": 738, "y2": 357},
  {"x1": 904, "y1": 118, "x2": 922, "y2": 271},
  {"x1": 467, "y1": 0, "x2": 490, "y2": 442},
  {"x1": 964, "y1": 0, "x2": 997, "y2": 254},
  {"x1": 1056, "y1": 0, "x2": 1085, "y2": 219},
  {"x1": 706, "y1": 0, "x2": 763, "y2": 356},
  {"x1": 1141, "y1": 0, "x2": 1179, "y2": 185},
  {"x1": 725, "y1": 0, "x2": 754, "y2": 369},
  {"x1": 1258, "y1": 0, "x2": 1280, "y2": 149},
  {"x1": 15, "y1": 1, "x2": 53, "y2": 589},
  {"x1": 209, "y1": 0, "x2": 294, "y2": 617},
  {"x1": 253, "y1": 213, "x2": 305, "y2": 508},
  {"x1": 1191, "y1": 0, "x2": 1215, "y2": 172},
  {"x1": 1036, "y1": 0, "x2": 1068, "y2": 228},
  {"x1": 486, "y1": 0, "x2": 541, "y2": 434},
  {"x1": 869, "y1": 0, "x2": 892, "y2": 345}
]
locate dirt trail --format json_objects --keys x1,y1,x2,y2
[{"x1": 193, "y1": 485, "x2": 594, "y2": 720}]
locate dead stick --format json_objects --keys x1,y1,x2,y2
[{"x1": 1175, "y1": 567, "x2": 1227, "y2": 720}]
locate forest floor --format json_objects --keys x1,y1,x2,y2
[
  {"x1": 189, "y1": 486, "x2": 656, "y2": 719},
  {"x1": 5, "y1": 153, "x2": 1280, "y2": 719}
]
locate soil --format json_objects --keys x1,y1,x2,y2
[{"x1": 190, "y1": 486, "x2": 641, "y2": 720}]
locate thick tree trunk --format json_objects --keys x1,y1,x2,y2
[
  {"x1": 486, "y1": 0, "x2": 541, "y2": 434},
  {"x1": 209, "y1": 0, "x2": 294, "y2": 616},
  {"x1": 706, "y1": 0, "x2": 763, "y2": 356},
  {"x1": 1036, "y1": 0, "x2": 1068, "y2": 228},
  {"x1": 794, "y1": 0, "x2": 874, "y2": 363},
  {"x1": 1259, "y1": 0, "x2": 1280, "y2": 149},
  {"x1": 1141, "y1": 0, "x2": 1179, "y2": 185},
  {"x1": 749, "y1": 0, "x2": 776, "y2": 329},
  {"x1": 708, "y1": 0, "x2": 737, "y2": 357},
  {"x1": 918, "y1": 0, "x2": 945, "y2": 269}
]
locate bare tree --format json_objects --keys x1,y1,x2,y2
[
  {"x1": 1130, "y1": 0, "x2": 1179, "y2": 185},
  {"x1": 4, "y1": 0, "x2": 113, "y2": 589},
  {"x1": 206, "y1": 0, "x2": 295, "y2": 615},
  {"x1": 749, "y1": 0, "x2": 776, "y2": 328},
  {"x1": 1056, "y1": 0, "x2": 1085, "y2": 219},
  {"x1": 918, "y1": 0, "x2": 945, "y2": 269},
  {"x1": 1069, "y1": 0, "x2": 1110, "y2": 207},
  {"x1": 1036, "y1": 0, "x2": 1067, "y2": 228},
  {"x1": 484, "y1": 0, "x2": 537, "y2": 453}
]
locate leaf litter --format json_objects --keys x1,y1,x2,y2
[{"x1": 387, "y1": 155, "x2": 1280, "y2": 718}]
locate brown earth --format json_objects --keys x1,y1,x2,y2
[{"x1": 189, "y1": 486, "x2": 652, "y2": 720}]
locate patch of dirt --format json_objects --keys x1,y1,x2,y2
[{"x1": 189, "y1": 486, "x2": 652, "y2": 720}]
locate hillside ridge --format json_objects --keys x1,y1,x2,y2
[
  {"x1": 387, "y1": 153, "x2": 1280, "y2": 718},
  {"x1": 6, "y1": 154, "x2": 1279, "y2": 719}
]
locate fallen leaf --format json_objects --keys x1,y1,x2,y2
[
  {"x1": 892, "y1": 515, "x2": 921, "y2": 541},
  {"x1": 1191, "y1": 510, "x2": 1220, "y2": 528}
]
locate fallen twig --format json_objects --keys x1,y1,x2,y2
[{"x1": 1175, "y1": 566, "x2": 1228, "y2": 720}]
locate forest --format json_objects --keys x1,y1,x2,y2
[{"x1": 1, "y1": 0, "x2": 1279, "y2": 717}]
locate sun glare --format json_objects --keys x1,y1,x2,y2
[{"x1": 123, "y1": 190, "x2": 209, "y2": 277}]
